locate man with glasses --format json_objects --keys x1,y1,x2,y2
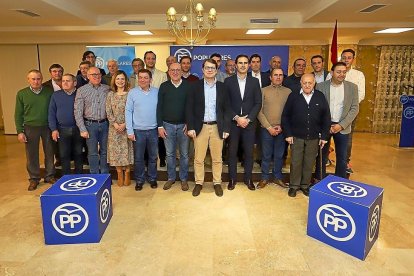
[
  {"x1": 283, "y1": 58, "x2": 307, "y2": 94},
  {"x1": 224, "y1": 59, "x2": 236, "y2": 78},
  {"x1": 129, "y1": 58, "x2": 144, "y2": 88},
  {"x1": 225, "y1": 54, "x2": 262, "y2": 191},
  {"x1": 157, "y1": 63, "x2": 191, "y2": 191},
  {"x1": 74, "y1": 67, "x2": 110, "y2": 174}
]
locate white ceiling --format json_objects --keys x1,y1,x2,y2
[{"x1": 0, "y1": 0, "x2": 413, "y2": 44}]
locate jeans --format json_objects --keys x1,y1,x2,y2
[
  {"x1": 133, "y1": 128, "x2": 158, "y2": 183},
  {"x1": 85, "y1": 120, "x2": 109, "y2": 174},
  {"x1": 260, "y1": 128, "x2": 285, "y2": 180},
  {"x1": 58, "y1": 127, "x2": 84, "y2": 175},
  {"x1": 163, "y1": 122, "x2": 189, "y2": 181},
  {"x1": 316, "y1": 132, "x2": 349, "y2": 179}
]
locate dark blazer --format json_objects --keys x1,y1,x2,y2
[
  {"x1": 42, "y1": 79, "x2": 54, "y2": 91},
  {"x1": 186, "y1": 80, "x2": 231, "y2": 137},
  {"x1": 248, "y1": 71, "x2": 271, "y2": 88},
  {"x1": 312, "y1": 70, "x2": 329, "y2": 82},
  {"x1": 224, "y1": 74, "x2": 262, "y2": 128}
]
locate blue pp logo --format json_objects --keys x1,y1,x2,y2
[
  {"x1": 60, "y1": 177, "x2": 97, "y2": 192},
  {"x1": 100, "y1": 189, "x2": 111, "y2": 223},
  {"x1": 327, "y1": 182, "x2": 367, "y2": 198},
  {"x1": 403, "y1": 107, "x2": 414, "y2": 119},
  {"x1": 316, "y1": 204, "x2": 356, "y2": 242},
  {"x1": 400, "y1": 95, "x2": 409, "y2": 104},
  {"x1": 174, "y1": 48, "x2": 191, "y2": 62},
  {"x1": 51, "y1": 203, "x2": 89, "y2": 237}
]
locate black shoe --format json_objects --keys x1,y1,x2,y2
[
  {"x1": 135, "y1": 182, "x2": 144, "y2": 191},
  {"x1": 149, "y1": 180, "x2": 158, "y2": 189},
  {"x1": 244, "y1": 179, "x2": 255, "y2": 191},
  {"x1": 192, "y1": 184, "x2": 202, "y2": 196},
  {"x1": 301, "y1": 188, "x2": 310, "y2": 196},
  {"x1": 288, "y1": 188, "x2": 297, "y2": 197},
  {"x1": 160, "y1": 159, "x2": 166, "y2": 167},
  {"x1": 227, "y1": 179, "x2": 236, "y2": 190},
  {"x1": 255, "y1": 160, "x2": 262, "y2": 166},
  {"x1": 214, "y1": 184, "x2": 223, "y2": 197}
]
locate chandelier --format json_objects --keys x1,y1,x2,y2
[{"x1": 166, "y1": 0, "x2": 217, "y2": 47}]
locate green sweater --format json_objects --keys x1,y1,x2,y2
[
  {"x1": 156, "y1": 80, "x2": 190, "y2": 126},
  {"x1": 15, "y1": 86, "x2": 53, "y2": 133}
]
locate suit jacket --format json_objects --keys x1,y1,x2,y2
[
  {"x1": 248, "y1": 71, "x2": 271, "y2": 88},
  {"x1": 186, "y1": 80, "x2": 230, "y2": 137},
  {"x1": 316, "y1": 80, "x2": 359, "y2": 134},
  {"x1": 224, "y1": 75, "x2": 262, "y2": 129},
  {"x1": 313, "y1": 70, "x2": 329, "y2": 82}
]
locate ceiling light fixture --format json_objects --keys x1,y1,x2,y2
[
  {"x1": 246, "y1": 29, "x2": 274, "y2": 35},
  {"x1": 374, "y1": 28, "x2": 414, "y2": 34},
  {"x1": 124, "y1": 30, "x2": 153, "y2": 35}
]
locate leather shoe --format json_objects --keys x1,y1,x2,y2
[
  {"x1": 135, "y1": 182, "x2": 144, "y2": 191},
  {"x1": 227, "y1": 179, "x2": 236, "y2": 190},
  {"x1": 256, "y1": 179, "x2": 268, "y2": 189},
  {"x1": 160, "y1": 159, "x2": 166, "y2": 167},
  {"x1": 244, "y1": 179, "x2": 255, "y2": 191},
  {"x1": 149, "y1": 180, "x2": 158, "y2": 189},
  {"x1": 28, "y1": 180, "x2": 39, "y2": 191},
  {"x1": 163, "y1": 180, "x2": 175, "y2": 190},
  {"x1": 181, "y1": 180, "x2": 189, "y2": 191},
  {"x1": 192, "y1": 184, "x2": 202, "y2": 196},
  {"x1": 274, "y1": 179, "x2": 288, "y2": 188},
  {"x1": 45, "y1": 177, "x2": 57, "y2": 184},
  {"x1": 214, "y1": 184, "x2": 223, "y2": 197},
  {"x1": 301, "y1": 188, "x2": 310, "y2": 196},
  {"x1": 288, "y1": 188, "x2": 297, "y2": 197}
]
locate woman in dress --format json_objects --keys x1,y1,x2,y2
[{"x1": 106, "y1": 70, "x2": 134, "y2": 186}]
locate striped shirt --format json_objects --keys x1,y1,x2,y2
[{"x1": 74, "y1": 82, "x2": 110, "y2": 132}]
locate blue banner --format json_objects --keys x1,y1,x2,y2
[
  {"x1": 399, "y1": 95, "x2": 414, "y2": 147},
  {"x1": 170, "y1": 45, "x2": 289, "y2": 78},
  {"x1": 87, "y1": 46, "x2": 136, "y2": 77}
]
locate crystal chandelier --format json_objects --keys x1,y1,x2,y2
[{"x1": 166, "y1": 0, "x2": 217, "y2": 47}]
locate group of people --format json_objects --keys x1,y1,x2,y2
[{"x1": 15, "y1": 48, "x2": 365, "y2": 198}]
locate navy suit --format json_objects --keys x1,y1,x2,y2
[
  {"x1": 248, "y1": 71, "x2": 271, "y2": 88},
  {"x1": 224, "y1": 74, "x2": 262, "y2": 181}
]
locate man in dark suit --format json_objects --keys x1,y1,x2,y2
[
  {"x1": 248, "y1": 53, "x2": 270, "y2": 88},
  {"x1": 311, "y1": 55, "x2": 329, "y2": 83},
  {"x1": 186, "y1": 59, "x2": 231, "y2": 197},
  {"x1": 224, "y1": 54, "x2": 262, "y2": 191}
]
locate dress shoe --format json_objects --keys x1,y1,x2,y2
[
  {"x1": 214, "y1": 184, "x2": 223, "y2": 197},
  {"x1": 163, "y1": 180, "x2": 175, "y2": 190},
  {"x1": 192, "y1": 184, "x2": 202, "y2": 197},
  {"x1": 227, "y1": 179, "x2": 236, "y2": 190},
  {"x1": 135, "y1": 182, "x2": 144, "y2": 191},
  {"x1": 301, "y1": 188, "x2": 310, "y2": 197},
  {"x1": 274, "y1": 179, "x2": 288, "y2": 189},
  {"x1": 149, "y1": 180, "x2": 158, "y2": 189},
  {"x1": 181, "y1": 180, "x2": 189, "y2": 191},
  {"x1": 44, "y1": 177, "x2": 57, "y2": 185},
  {"x1": 28, "y1": 180, "x2": 39, "y2": 191},
  {"x1": 160, "y1": 159, "x2": 166, "y2": 167},
  {"x1": 244, "y1": 179, "x2": 256, "y2": 191},
  {"x1": 288, "y1": 188, "x2": 297, "y2": 197},
  {"x1": 256, "y1": 179, "x2": 268, "y2": 189}
]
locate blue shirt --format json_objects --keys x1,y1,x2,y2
[
  {"x1": 203, "y1": 79, "x2": 217, "y2": 122},
  {"x1": 125, "y1": 86, "x2": 158, "y2": 134},
  {"x1": 48, "y1": 89, "x2": 78, "y2": 130}
]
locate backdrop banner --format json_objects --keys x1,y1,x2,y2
[
  {"x1": 170, "y1": 45, "x2": 289, "y2": 78},
  {"x1": 87, "y1": 46, "x2": 136, "y2": 77}
]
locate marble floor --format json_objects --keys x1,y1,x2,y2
[{"x1": 0, "y1": 132, "x2": 413, "y2": 275}]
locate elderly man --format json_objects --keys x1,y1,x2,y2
[
  {"x1": 187, "y1": 59, "x2": 231, "y2": 197},
  {"x1": 74, "y1": 67, "x2": 110, "y2": 174},
  {"x1": 15, "y1": 70, "x2": 56, "y2": 191},
  {"x1": 165, "y1": 55, "x2": 177, "y2": 79},
  {"x1": 315, "y1": 62, "x2": 359, "y2": 179},
  {"x1": 180, "y1": 56, "x2": 199, "y2": 82},
  {"x1": 210, "y1": 53, "x2": 227, "y2": 82},
  {"x1": 126, "y1": 69, "x2": 159, "y2": 191},
  {"x1": 311, "y1": 55, "x2": 329, "y2": 83},
  {"x1": 257, "y1": 68, "x2": 291, "y2": 189},
  {"x1": 281, "y1": 74, "x2": 330, "y2": 197},
  {"x1": 283, "y1": 58, "x2": 307, "y2": 94},
  {"x1": 103, "y1": 59, "x2": 119, "y2": 85},
  {"x1": 157, "y1": 63, "x2": 191, "y2": 191},
  {"x1": 269, "y1": 56, "x2": 282, "y2": 71},
  {"x1": 130, "y1": 58, "x2": 145, "y2": 88},
  {"x1": 224, "y1": 59, "x2": 236, "y2": 78},
  {"x1": 49, "y1": 74, "x2": 84, "y2": 175}
]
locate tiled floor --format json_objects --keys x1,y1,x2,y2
[{"x1": 0, "y1": 132, "x2": 413, "y2": 275}]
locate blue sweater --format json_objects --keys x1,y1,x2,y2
[
  {"x1": 48, "y1": 90, "x2": 77, "y2": 130},
  {"x1": 125, "y1": 87, "x2": 158, "y2": 134}
]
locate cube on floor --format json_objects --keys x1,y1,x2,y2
[
  {"x1": 307, "y1": 175, "x2": 384, "y2": 260},
  {"x1": 40, "y1": 174, "x2": 113, "y2": 245}
]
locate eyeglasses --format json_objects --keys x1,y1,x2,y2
[
  {"x1": 204, "y1": 66, "x2": 216, "y2": 71},
  {"x1": 169, "y1": 69, "x2": 181, "y2": 73},
  {"x1": 88, "y1": 73, "x2": 101, "y2": 77}
]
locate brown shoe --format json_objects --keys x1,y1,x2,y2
[
  {"x1": 28, "y1": 180, "x2": 39, "y2": 191},
  {"x1": 45, "y1": 177, "x2": 57, "y2": 185},
  {"x1": 163, "y1": 180, "x2": 175, "y2": 190},
  {"x1": 181, "y1": 180, "x2": 189, "y2": 191},
  {"x1": 257, "y1": 179, "x2": 268, "y2": 189},
  {"x1": 274, "y1": 179, "x2": 288, "y2": 188}
]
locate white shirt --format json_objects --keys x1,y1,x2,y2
[
  {"x1": 171, "y1": 79, "x2": 182, "y2": 88},
  {"x1": 252, "y1": 71, "x2": 262, "y2": 87},
  {"x1": 329, "y1": 82, "x2": 344, "y2": 122},
  {"x1": 52, "y1": 80, "x2": 61, "y2": 92},
  {"x1": 314, "y1": 71, "x2": 325, "y2": 84},
  {"x1": 237, "y1": 74, "x2": 247, "y2": 114},
  {"x1": 300, "y1": 89, "x2": 314, "y2": 104},
  {"x1": 327, "y1": 68, "x2": 365, "y2": 103}
]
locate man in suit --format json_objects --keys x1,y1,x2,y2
[
  {"x1": 248, "y1": 54, "x2": 270, "y2": 88},
  {"x1": 187, "y1": 59, "x2": 231, "y2": 197},
  {"x1": 283, "y1": 58, "x2": 306, "y2": 93},
  {"x1": 311, "y1": 55, "x2": 329, "y2": 83},
  {"x1": 225, "y1": 54, "x2": 262, "y2": 191},
  {"x1": 315, "y1": 62, "x2": 359, "y2": 179}
]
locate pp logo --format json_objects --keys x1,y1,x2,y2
[
  {"x1": 369, "y1": 205, "x2": 380, "y2": 242},
  {"x1": 60, "y1": 177, "x2": 97, "y2": 192},
  {"x1": 403, "y1": 107, "x2": 414, "y2": 119},
  {"x1": 316, "y1": 204, "x2": 356, "y2": 242},
  {"x1": 95, "y1": 57, "x2": 105, "y2": 69},
  {"x1": 51, "y1": 203, "x2": 89, "y2": 237},
  {"x1": 327, "y1": 182, "x2": 367, "y2": 198},
  {"x1": 400, "y1": 95, "x2": 409, "y2": 104},
  {"x1": 174, "y1": 48, "x2": 191, "y2": 62},
  {"x1": 100, "y1": 189, "x2": 111, "y2": 223}
]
